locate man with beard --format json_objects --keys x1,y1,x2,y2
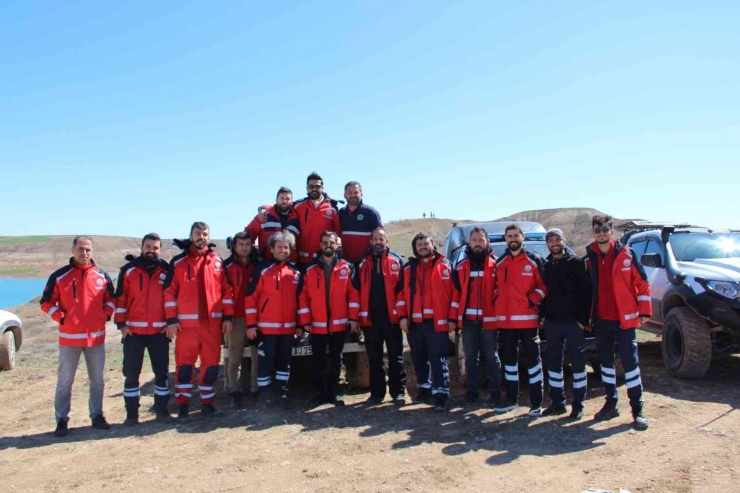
[
  {"x1": 585, "y1": 214, "x2": 651, "y2": 430},
  {"x1": 41, "y1": 236, "x2": 116, "y2": 437},
  {"x1": 246, "y1": 231, "x2": 302, "y2": 407},
  {"x1": 493, "y1": 224, "x2": 548, "y2": 416},
  {"x1": 164, "y1": 222, "x2": 234, "y2": 419},
  {"x1": 298, "y1": 231, "x2": 360, "y2": 407},
  {"x1": 397, "y1": 232, "x2": 455, "y2": 412},
  {"x1": 115, "y1": 233, "x2": 173, "y2": 425},
  {"x1": 539, "y1": 228, "x2": 592, "y2": 420},
  {"x1": 223, "y1": 231, "x2": 260, "y2": 408},
  {"x1": 358, "y1": 227, "x2": 407, "y2": 405},
  {"x1": 450, "y1": 227, "x2": 501, "y2": 407},
  {"x1": 293, "y1": 172, "x2": 341, "y2": 269},
  {"x1": 248, "y1": 186, "x2": 300, "y2": 263},
  {"x1": 338, "y1": 181, "x2": 383, "y2": 267}
]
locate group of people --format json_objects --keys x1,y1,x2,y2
[{"x1": 40, "y1": 172, "x2": 652, "y2": 439}]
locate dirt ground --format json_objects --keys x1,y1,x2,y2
[{"x1": 1, "y1": 318, "x2": 738, "y2": 493}]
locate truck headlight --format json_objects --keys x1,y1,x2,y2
[{"x1": 705, "y1": 280, "x2": 740, "y2": 299}]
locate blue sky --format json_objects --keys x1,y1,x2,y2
[{"x1": 2, "y1": 1, "x2": 738, "y2": 239}]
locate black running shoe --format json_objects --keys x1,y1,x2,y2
[{"x1": 541, "y1": 403, "x2": 567, "y2": 417}]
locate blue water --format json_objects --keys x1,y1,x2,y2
[{"x1": 0, "y1": 278, "x2": 47, "y2": 309}]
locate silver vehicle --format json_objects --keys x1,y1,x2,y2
[
  {"x1": 0, "y1": 310, "x2": 22, "y2": 371},
  {"x1": 621, "y1": 222, "x2": 740, "y2": 378}
]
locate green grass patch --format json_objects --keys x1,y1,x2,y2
[
  {"x1": 0, "y1": 267, "x2": 38, "y2": 276},
  {"x1": 0, "y1": 235, "x2": 54, "y2": 245}
]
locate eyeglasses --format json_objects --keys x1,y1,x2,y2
[
  {"x1": 307, "y1": 184, "x2": 323, "y2": 190},
  {"x1": 593, "y1": 226, "x2": 611, "y2": 234}
]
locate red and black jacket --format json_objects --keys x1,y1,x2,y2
[
  {"x1": 338, "y1": 202, "x2": 383, "y2": 263},
  {"x1": 493, "y1": 248, "x2": 547, "y2": 329},
  {"x1": 396, "y1": 252, "x2": 455, "y2": 333},
  {"x1": 40, "y1": 258, "x2": 115, "y2": 347},
  {"x1": 585, "y1": 240, "x2": 652, "y2": 329},
  {"x1": 297, "y1": 257, "x2": 360, "y2": 334},
  {"x1": 163, "y1": 241, "x2": 234, "y2": 330},
  {"x1": 357, "y1": 248, "x2": 404, "y2": 327},
  {"x1": 114, "y1": 255, "x2": 169, "y2": 335},
  {"x1": 223, "y1": 254, "x2": 258, "y2": 321},
  {"x1": 293, "y1": 194, "x2": 341, "y2": 264},
  {"x1": 245, "y1": 259, "x2": 301, "y2": 336},
  {"x1": 450, "y1": 247, "x2": 497, "y2": 329},
  {"x1": 246, "y1": 205, "x2": 300, "y2": 263}
]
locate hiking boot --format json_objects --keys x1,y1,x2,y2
[
  {"x1": 570, "y1": 406, "x2": 584, "y2": 421},
  {"x1": 415, "y1": 388, "x2": 432, "y2": 404},
  {"x1": 201, "y1": 404, "x2": 220, "y2": 417},
  {"x1": 123, "y1": 413, "x2": 139, "y2": 426},
  {"x1": 494, "y1": 399, "x2": 518, "y2": 414},
  {"x1": 365, "y1": 395, "x2": 384, "y2": 406},
  {"x1": 155, "y1": 410, "x2": 175, "y2": 424},
  {"x1": 594, "y1": 402, "x2": 620, "y2": 421},
  {"x1": 633, "y1": 411, "x2": 649, "y2": 430},
  {"x1": 542, "y1": 403, "x2": 567, "y2": 417},
  {"x1": 230, "y1": 392, "x2": 243, "y2": 409},
  {"x1": 308, "y1": 393, "x2": 327, "y2": 408},
  {"x1": 433, "y1": 394, "x2": 448, "y2": 412},
  {"x1": 393, "y1": 394, "x2": 407, "y2": 406},
  {"x1": 54, "y1": 420, "x2": 69, "y2": 437},
  {"x1": 177, "y1": 404, "x2": 190, "y2": 419},
  {"x1": 486, "y1": 392, "x2": 503, "y2": 409},
  {"x1": 91, "y1": 414, "x2": 111, "y2": 430},
  {"x1": 464, "y1": 391, "x2": 479, "y2": 404}
]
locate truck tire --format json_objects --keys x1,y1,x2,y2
[
  {"x1": 345, "y1": 352, "x2": 370, "y2": 389},
  {"x1": 662, "y1": 307, "x2": 711, "y2": 379},
  {"x1": 0, "y1": 330, "x2": 16, "y2": 371}
]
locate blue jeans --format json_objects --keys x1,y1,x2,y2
[
  {"x1": 462, "y1": 321, "x2": 501, "y2": 394},
  {"x1": 544, "y1": 321, "x2": 587, "y2": 408},
  {"x1": 408, "y1": 320, "x2": 450, "y2": 396},
  {"x1": 594, "y1": 319, "x2": 644, "y2": 413}
]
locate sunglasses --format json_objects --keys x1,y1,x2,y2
[
  {"x1": 307, "y1": 184, "x2": 323, "y2": 190},
  {"x1": 593, "y1": 226, "x2": 611, "y2": 234}
]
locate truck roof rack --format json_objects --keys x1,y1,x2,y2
[{"x1": 616, "y1": 221, "x2": 696, "y2": 232}]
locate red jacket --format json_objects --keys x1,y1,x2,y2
[
  {"x1": 585, "y1": 241, "x2": 652, "y2": 329},
  {"x1": 293, "y1": 195, "x2": 340, "y2": 264},
  {"x1": 298, "y1": 258, "x2": 360, "y2": 334},
  {"x1": 163, "y1": 244, "x2": 234, "y2": 330},
  {"x1": 396, "y1": 252, "x2": 455, "y2": 333},
  {"x1": 493, "y1": 249, "x2": 547, "y2": 329},
  {"x1": 40, "y1": 259, "x2": 115, "y2": 347},
  {"x1": 114, "y1": 255, "x2": 169, "y2": 335},
  {"x1": 245, "y1": 260, "x2": 300, "y2": 336},
  {"x1": 223, "y1": 255, "x2": 257, "y2": 320},
  {"x1": 357, "y1": 249, "x2": 404, "y2": 327},
  {"x1": 246, "y1": 205, "x2": 300, "y2": 263},
  {"x1": 450, "y1": 247, "x2": 497, "y2": 329}
]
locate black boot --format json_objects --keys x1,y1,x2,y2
[
  {"x1": 177, "y1": 404, "x2": 190, "y2": 420},
  {"x1": 433, "y1": 393, "x2": 448, "y2": 412},
  {"x1": 231, "y1": 391, "x2": 243, "y2": 409},
  {"x1": 123, "y1": 412, "x2": 139, "y2": 426},
  {"x1": 594, "y1": 401, "x2": 620, "y2": 421},
  {"x1": 54, "y1": 420, "x2": 69, "y2": 437}
]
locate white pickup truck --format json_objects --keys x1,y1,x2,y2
[{"x1": 0, "y1": 310, "x2": 22, "y2": 371}]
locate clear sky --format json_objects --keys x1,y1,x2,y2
[{"x1": 2, "y1": 1, "x2": 738, "y2": 239}]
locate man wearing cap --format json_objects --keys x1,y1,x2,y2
[{"x1": 540, "y1": 228, "x2": 592, "y2": 419}]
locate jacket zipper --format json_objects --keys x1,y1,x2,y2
[
  {"x1": 187, "y1": 264, "x2": 192, "y2": 281},
  {"x1": 72, "y1": 279, "x2": 78, "y2": 300}
]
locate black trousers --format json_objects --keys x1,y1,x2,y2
[
  {"x1": 594, "y1": 319, "x2": 644, "y2": 413},
  {"x1": 122, "y1": 332, "x2": 170, "y2": 413},
  {"x1": 363, "y1": 322, "x2": 407, "y2": 399},
  {"x1": 499, "y1": 328, "x2": 543, "y2": 408},
  {"x1": 544, "y1": 321, "x2": 587, "y2": 408},
  {"x1": 257, "y1": 334, "x2": 293, "y2": 395},
  {"x1": 311, "y1": 331, "x2": 347, "y2": 398}
]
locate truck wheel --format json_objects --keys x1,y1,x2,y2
[
  {"x1": 455, "y1": 331, "x2": 468, "y2": 386},
  {"x1": 0, "y1": 330, "x2": 16, "y2": 371},
  {"x1": 345, "y1": 352, "x2": 370, "y2": 389},
  {"x1": 662, "y1": 307, "x2": 711, "y2": 378}
]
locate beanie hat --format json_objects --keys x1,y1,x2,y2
[{"x1": 545, "y1": 228, "x2": 565, "y2": 242}]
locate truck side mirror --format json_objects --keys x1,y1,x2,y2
[{"x1": 641, "y1": 253, "x2": 663, "y2": 268}]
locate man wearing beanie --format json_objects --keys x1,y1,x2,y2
[{"x1": 540, "y1": 228, "x2": 592, "y2": 420}]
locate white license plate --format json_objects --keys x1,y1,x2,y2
[{"x1": 292, "y1": 345, "x2": 313, "y2": 356}]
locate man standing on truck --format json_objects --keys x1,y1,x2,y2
[
  {"x1": 41, "y1": 236, "x2": 116, "y2": 437},
  {"x1": 585, "y1": 214, "x2": 651, "y2": 430},
  {"x1": 397, "y1": 232, "x2": 455, "y2": 412},
  {"x1": 540, "y1": 228, "x2": 592, "y2": 420},
  {"x1": 293, "y1": 172, "x2": 341, "y2": 269},
  {"x1": 493, "y1": 224, "x2": 548, "y2": 417},
  {"x1": 358, "y1": 227, "x2": 407, "y2": 406},
  {"x1": 449, "y1": 227, "x2": 502, "y2": 407},
  {"x1": 114, "y1": 233, "x2": 173, "y2": 425},
  {"x1": 245, "y1": 231, "x2": 302, "y2": 407},
  {"x1": 338, "y1": 181, "x2": 383, "y2": 267},
  {"x1": 247, "y1": 186, "x2": 301, "y2": 264},
  {"x1": 164, "y1": 222, "x2": 235, "y2": 419},
  {"x1": 298, "y1": 231, "x2": 360, "y2": 407},
  {"x1": 223, "y1": 231, "x2": 260, "y2": 408}
]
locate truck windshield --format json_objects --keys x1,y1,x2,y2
[{"x1": 671, "y1": 233, "x2": 740, "y2": 262}]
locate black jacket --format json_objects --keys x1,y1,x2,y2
[{"x1": 540, "y1": 251, "x2": 592, "y2": 327}]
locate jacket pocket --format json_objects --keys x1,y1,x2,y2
[{"x1": 261, "y1": 299, "x2": 270, "y2": 313}]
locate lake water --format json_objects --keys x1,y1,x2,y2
[{"x1": 0, "y1": 278, "x2": 47, "y2": 309}]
